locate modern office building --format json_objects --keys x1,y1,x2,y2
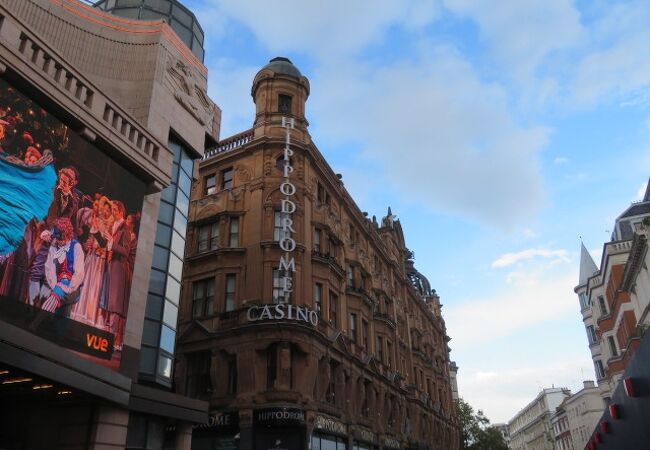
[
  {"x1": 507, "y1": 387, "x2": 571, "y2": 450},
  {"x1": 175, "y1": 57, "x2": 459, "y2": 450},
  {"x1": 0, "y1": 0, "x2": 220, "y2": 448}
]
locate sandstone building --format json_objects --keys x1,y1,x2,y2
[
  {"x1": 0, "y1": 0, "x2": 219, "y2": 448},
  {"x1": 176, "y1": 57, "x2": 459, "y2": 450}
]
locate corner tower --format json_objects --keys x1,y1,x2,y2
[{"x1": 251, "y1": 57, "x2": 311, "y2": 142}]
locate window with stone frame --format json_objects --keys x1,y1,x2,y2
[
  {"x1": 349, "y1": 313, "x2": 358, "y2": 343},
  {"x1": 313, "y1": 227, "x2": 322, "y2": 252},
  {"x1": 185, "y1": 351, "x2": 211, "y2": 398},
  {"x1": 278, "y1": 94, "x2": 292, "y2": 113},
  {"x1": 228, "y1": 216, "x2": 239, "y2": 247},
  {"x1": 192, "y1": 278, "x2": 214, "y2": 318},
  {"x1": 274, "y1": 210, "x2": 289, "y2": 241},
  {"x1": 197, "y1": 222, "x2": 219, "y2": 252},
  {"x1": 204, "y1": 174, "x2": 216, "y2": 195},
  {"x1": 221, "y1": 167, "x2": 233, "y2": 190},
  {"x1": 227, "y1": 355, "x2": 237, "y2": 394},
  {"x1": 314, "y1": 282, "x2": 323, "y2": 315},
  {"x1": 329, "y1": 291, "x2": 338, "y2": 327},
  {"x1": 225, "y1": 274, "x2": 236, "y2": 312}
]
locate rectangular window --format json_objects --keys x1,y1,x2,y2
[
  {"x1": 317, "y1": 183, "x2": 325, "y2": 204},
  {"x1": 185, "y1": 351, "x2": 211, "y2": 398},
  {"x1": 192, "y1": 279, "x2": 214, "y2": 317},
  {"x1": 362, "y1": 319, "x2": 368, "y2": 349},
  {"x1": 329, "y1": 291, "x2": 338, "y2": 327},
  {"x1": 579, "y1": 293, "x2": 590, "y2": 310},
  {"x1": 204, "y1": 174, "x2": 216, "y2": 195},
  {"x1": 274, "y1": 211, "x2": 286, "y2": 241},
  {"x1": 349, "y1": 313, "x2": 357, "y2": 343},
  {"x1": 587, "y1": 325, "x2": 597, "y2": 345},
  {"x1": 229, "y1": 217, "x2": 239, "y2": 247},
  {"x1": 595, "y1": 360, "x2": 605, "y2": 379},
  {"x1": 598, "y1": 296, "x2": 608, "y2": 315},
  {"x1": 377, "y1": 336, "x2": 384, "y2": 362},
  {"x1": 347, "y1": 265, "x2": 354, "y2": 287},
  {"x1": 278, "y1": 94, "x2": 292, "y2": 113},
  {"x1": 222, "y1": 167, "x2": 233, "y2": 190},
  {"x1": 314, "y1": 283, "x2": 322, "y2": 315},
  {"x1": 272, "y1": 269, "x2": 286, "y2": 303},
  {"x1": 607, "y1": 336, "x2": 618, "y2": 357},
  {"x1": 225, "y1": 274, "x2": 236, "y2": 312},
  {"x1": 314, "y1": 228, "x2": 321, "y2": 252},
  {"x1": 267, "y1": 345, "x2": 277, "y2": 389},
  {"x1": 387, "y1": 340, "x2": 393, "y2": 369},
  {"x1": 198, "y1": 222, "x2": 219, "y2": 252},
  {"x1": 227, "y1": 356, "x2": 237, "y2": 394}
]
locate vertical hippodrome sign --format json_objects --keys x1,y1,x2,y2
[{"x1": 278, "y1": 117, "x2": 296, "y2": 302}]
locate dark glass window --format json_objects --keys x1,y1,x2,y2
[
  {"x1": 313, "y1": 228, "x2": 321, "y2": 252},
  {"x1": 205, "y1": 174, "x2": 216, "y2": 195},
  {"x1": 278, "y1": 94, "x2": 292, "y2": 113},
  {"x1": 314, "y1": 283, "x2": 322, "y2": 315},
  {"x1": 350, "y1": 313, "x2": 357, "y2": 343},
  {"x1": 229, "y1": 217, "x2": 239, "y2": 247},
  {"x1": 274, "y1": 211, "x2": 286, "y2": 241},
  {"x1": 329, "y1": 291, "x2": 338, "y2": 327},
  {"x1": 198, "y1": 222, "x2": 220, "y2": 252},
  {"x1": 192, "y1": 278, "x2": 215, "y2": 317},
  {"x1": 227, "y1": 356, "x2": 237, "y2": 394},
  {"x1": 185, "y1": 351, "x2": 211, "y2": 398},
  {"x1": 377, "y1": 336, "x2": 384, "y2": 362},
  {"x1": 222, "y1": 167, "x2": 234, "y2": 190},
  {"x1": 267, "y1": 344, "x2": 278, "y2": 389},
  {"x1": 225, "y1": 274, "x2": 236, "y2": 312},
  {"x1": 362, "y1": 319, "x2": 368, "y2": 349},
  {"x1": 160, "y1": 325, "x2": 175, "y2": 353}
]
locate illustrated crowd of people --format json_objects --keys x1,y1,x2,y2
[{"x1": 0, "y1": 163, "x2": 140, "y2": 351}]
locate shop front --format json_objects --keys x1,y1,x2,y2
[
  {"x1": 311, "y1": 414, "x2": 348, "y2": 450},
  {"x1": 253, "y1": 407, "x2": 306, "y2": 450},
  {"x1": 350, "y1": 425, "x2": 377, "y2": 450},
  {"x1": 191, "y1": 411, "x2": 240, "y2": 450}
]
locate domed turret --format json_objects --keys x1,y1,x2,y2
[{"x1": 251, "y1": 57, "x2": 310, "y2": 141}]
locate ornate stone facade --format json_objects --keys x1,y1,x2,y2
[{"x1": 177, "y1": 58, "x2": 459, "y2": 450}]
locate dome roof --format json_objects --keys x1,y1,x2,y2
[{"x1": 261, "y1": 57, "x2": 302, "y2": 78}]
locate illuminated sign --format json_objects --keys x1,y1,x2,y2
[
  {"x1": 0, "y1": 77, "x2": 145, "y2": 368},
  {"x1": 314, "y1": 415, "x2": 347, "y2": 436},
  {"x1": 247, "y1": 303, "x2": 318, "y2": 326},
  {"x1": 255, "y1": 408, "x2": 305, "y2": 426}
]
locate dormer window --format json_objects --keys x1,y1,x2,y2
[{"x1": 278, "y1": 94, "x2": 292, "y2": 113}]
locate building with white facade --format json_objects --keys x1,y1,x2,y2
[
  {"x1": 564, "y1": 381, "x2": 604, "y2": 450},
  {"x1": 575, "y1": 181, "x2": 650, "y2": 398},
  {"x1": 507, "y1": 387, "x2": 571, "y2": 450}
]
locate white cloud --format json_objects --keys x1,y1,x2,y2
[
  {"x1": 445, "y1": 264, "x2": 576, "y2": 351},
  {"x1": 310, "y1": 46, "x2": 548, "y2": 228},
  {"x1": 553, "y1": 157, "x2": 569, "y2": 164},
  {"x1": 492, "y1": 248, "x2": 570, "y2": 268},
  {"x1": 206, "y1": 59, "x2": 259, "y2": 137},
  {"x1": 443, "y1": 0, "x2": 584, "y2": 82},
  {"x1": 211, "y1": 0, "x2": 440, "y2": 60}
]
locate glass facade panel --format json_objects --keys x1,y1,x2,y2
[
  {"x1": 158, "y1": 354, "x2": 172, "y2": 378},
  {"x1": 170, "y1": 230, "x2": 185, "y2": 258},
  {"x1": 162, "y1": 300, "x2": 178, "y2": 328},
  {"x1": 158, "y1": 201, "x2": 174, "y2": 225},
  {"x1": 176, "y1": 190, "x2": 189, "y2": 217},
  {"x1": 155, "y1": 222, "x2": 172, "y2": 247},
  {"x1": 161, "y1": 183, "x2": 176, "y2": 204},
  {"x1": 139, "y1": 347, "x2": 157, "y2": 374},
  {"x1": 149, "y1": 269, "x2": 166, "y2": 295},
  {"x1": 165, "y1": 276, "x2": 181, "y2": 305},
  {"x1": 160, "y1": 325, "x2": 176, "y2": 353},
  {"x1": 152, "y1": 245, "x2": 169, "y2": 270},
  {"x1": 178, "y1": 169, "x2": 192, "y2": 196},
  {"x1": 145, "y1": 294, "x2": 164, "y2": 320},
  {"x1": 173, "y1": 211, "x2": 187, "y2": 236},
  {"x1": 142, "y1": 319, "x2": 160, "y2": 346},
  {"x1": 168, "y1": 253, "x2": 183, "y2": 281}
]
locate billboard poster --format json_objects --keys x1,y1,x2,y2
[{"x1": 0, "y1": 77, "x2": 145, "y2": 369}]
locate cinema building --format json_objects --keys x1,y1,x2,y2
[
  {"x1": 176, "y1": 57, "x2": 459, "y2": 450},
  {"x1": 0, "y1": 0, "x2": 219, "y2": 448}
]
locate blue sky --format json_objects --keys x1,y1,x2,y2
[{"x1": 185, "y1": 0, "x2": 650, "y2": 422}]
